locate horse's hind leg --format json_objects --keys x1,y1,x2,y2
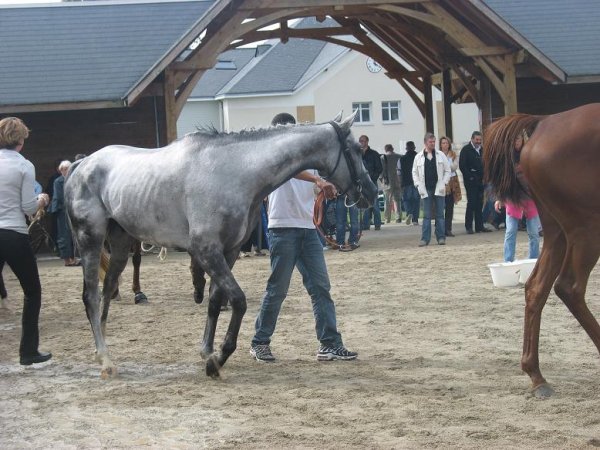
[
  {"x1": 102, "y1": 222, "x2": 135, "y2": 332},
  {"x1": 521, "y1": 217, "x2": 565, "y2": 398},
  {"x1": 190, "y1": 257, "x2": 206, "y2": 304},
  {"x1": 131, "y1": 241, "x2": 148, "y2": 304},
  {"x1": 192, "y1": 245, "x2": 246, "y2": 378},
  {"x1": 74, "y1": 220, "x2": 116, "y2": 379},
  {"x1": 553, "y1": 230, "x2": 600, "y2": 371},
  {"x1": 0, "y1": 262, "x2": 7, "y2": 300}
]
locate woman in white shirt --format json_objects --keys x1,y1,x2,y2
[{"x1": 0, "y1": 117, "x2": 52, "y2": 365}]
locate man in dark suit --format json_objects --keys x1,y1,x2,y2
[{"x1": 459, "y1": 131, "x2": 491, "y2": 234}]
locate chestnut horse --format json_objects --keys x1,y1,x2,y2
[{"x1": 484, "y1": 103, "x2": 600, "y2": 398}]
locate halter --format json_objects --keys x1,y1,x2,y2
[{"x1": 322, "y1": 121, "x2": 363, "y2": 207}]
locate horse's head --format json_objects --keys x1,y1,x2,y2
[{"x1": 321, "y1": 112, "x2": 378, "y2": 208}]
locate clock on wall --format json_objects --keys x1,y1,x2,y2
[{"x1": 366, "y1": 57, "x2": 382, "y2": 73}]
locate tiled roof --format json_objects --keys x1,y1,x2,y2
[
  {"x1": 0, "y1": 0, "x2": 213, "y2": 108},
  {"x1": 485, "y1": 0, "x2": 600, "y2": 77}
]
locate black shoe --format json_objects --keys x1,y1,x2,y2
[
  {"x1": 466, "y1": 229, "x2": 474, "y2": 235},
  {"x1": 480, "y1": 228, "x2": 493, "y2": 233},
  {"x1": 446, "y1": 231, "x2": 455, "y2": 237},
  {"x1": 374, "y1": 226, "x2": 381, "y2": 231},
  {"x1": 20, "y1": 351, "x2": 52, "y2": 366}
]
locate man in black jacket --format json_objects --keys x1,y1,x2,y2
[
  {"x1": 359, "y1": 135, "x2": 383, "y2": 230},
  {"x1": 458, "y1": 131, "x2": 491, "y2": 234},
  {"x1": 400, "y1": 141, "x2": 420, "y2": 226}
]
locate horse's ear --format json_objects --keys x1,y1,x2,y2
[
  {"x1": 332, "y1": 111, "x2": 343, "y2": 122},
  {"x1": 339, "y1": 110, "x2": 358, "y2": 133}
]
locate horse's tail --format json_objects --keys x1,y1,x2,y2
[
  {"x1": 483, "y1": 113, "x2": 542, "y2": 203},
  {"x1": 99, "y1": 247, "x2": 110, "y2": 282}
]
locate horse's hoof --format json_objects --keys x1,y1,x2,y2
[
  {"x1": 531, "y1": 383, "x2": 555, "y2": 399},
  {"x1": 205, "y1": 355, "x2": 221, "y2": 379},
  {"x1": 134, "y1": 292, "x2": 148, "y2": 304},
  {"x1": 100, "y1": 366, "x2": 117, "y2": 380},
  {"x1": 194, "y1": 290, "x2": 204, "y2": 304},
  {"x1": 199, "y1": 347, "x2": 213, "y2": 361}
]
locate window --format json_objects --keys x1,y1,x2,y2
[
  {"x1": 352, "y1": 102, "x2": 371, "y2": 123},
  {"x1": 381, "y1": 101, "x2": 401, "y2": 122}
]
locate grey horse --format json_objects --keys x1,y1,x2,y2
[{"x1": 64, "y1": 113, "x2": 376, "y2": 379}]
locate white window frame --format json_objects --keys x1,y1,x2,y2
[
  {"x1": 381, "y1": 101, "x2": 401, "y2": 123},
  {"x1": 352, "y1": 102, "x2": 372, "y2": 124}
]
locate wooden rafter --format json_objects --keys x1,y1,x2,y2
[{"x1": 152, "y1": 0, "x2": 567, "y2": 140}]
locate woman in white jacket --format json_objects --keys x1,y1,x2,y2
[{"x1": 412, "y1": 132, "x2": 451, "y2": 246}]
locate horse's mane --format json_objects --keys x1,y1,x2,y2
[
  {"x1": 183, "y1": 123, "x2": 311, "y2": 147},
  {"x1": 483, "y1": 113, "x2": 543, "y2": 203}
]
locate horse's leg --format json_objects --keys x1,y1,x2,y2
[
  {"x1": 101, "y1": 224, "x2": 134, "y2": 334},
  {"x1": 192, "y1": 245, "x2": 246, "y2": 378},
  {"x1": 199, "y1": 281, "x2": 221, "y2": 359},
  {"x1": 521, "y1": 217, "x2": 565, "y2": 398},
  {"x1": 552, "y1": 230, "x2": 600, "y2": 382},
  {"x1": 190, "y1": 257, "x2": 206, "y2": 304},
  {"x1": 131, "y1": 241, "x2": 148, "y2": 304},
  {"x1": 75, "y1": 221, "x2": 116, "y2": 379},
  {"x1": 0, "y1": 262, "x2": 7, "y2": 300}
]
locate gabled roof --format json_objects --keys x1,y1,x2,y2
[
  {"x1": 188, "y1": 48, "x2": 257, "y2": 99},
  {"x1": 191, "y1": 17, "x2": 350, "y2": 99},
  {"x1": 0, "y1": 0, "x2": 213, "y2": 111},
  {"x1": 483, "y1": 0, "x2": 600, "y2": 81}
]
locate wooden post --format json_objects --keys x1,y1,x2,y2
[
  {"x1": 479, "y1": 76, "x2": 492, "y2": 132},
  {"x1": 503, "y1": 54, "x2": 518, "y2": 115},
  {"x1": 441, "y1": 68, "x2": 453, "y2": 140},
  {"x1": 424, "y1": 75, "x2": 434, "y2": 133},
  {"x1": 164, "y1": 69, "x2": 177, "y2": 144}
]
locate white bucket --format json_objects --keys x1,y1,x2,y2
[
  {"x1": 487, "y1": 261, "x2": 521, "y2": 287},
  {"x1": 517, "y1": 258, "x2": 538, "y2": 284}
]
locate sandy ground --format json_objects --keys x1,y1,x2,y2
[{"x1": 1, "y1": 222, "x2": 600, "y2": 449}]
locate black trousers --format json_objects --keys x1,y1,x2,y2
[
  {"x1": 444, "y1": 194, "x2": 454, "y2": 233},
  {"x1": 464, "y1": 183, "x2": 484, "y2": 232},
  {"x1": 0, "y1": 229, "x2": 42, "y2": 356}
]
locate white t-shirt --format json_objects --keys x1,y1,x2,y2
[
  {"x1": 267, "y1": 176, "x2": 315, "y2": 229},
  {"x1": 0, "y1": 149, "x2": 40, "y2": 234}
]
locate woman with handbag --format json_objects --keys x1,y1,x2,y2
[{"x1": 440, "y1": 136, "x2": 462, "y2": 237}]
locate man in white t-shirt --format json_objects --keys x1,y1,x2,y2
[{"x1": 250, "y1": 113, "x2": 358, "y2": 363}]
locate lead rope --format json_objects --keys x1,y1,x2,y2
[
  {"x1": 140, "y1": 242, "x2": 168, "y2": 261},
  {"x1": 313, "y1": 191, "x2": 361, "y2": 251},
  {"x1": 27, "y1": 208, "x2": 45, "y2": 232}
]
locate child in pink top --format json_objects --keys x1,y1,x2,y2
[{"x1": 494, "y1": 135, "x2": 541, "y2": 262}]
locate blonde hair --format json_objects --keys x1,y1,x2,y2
[
  {"x1": 0, "y1": 117, "x2": 30, "y2": 149},
  {"x1": 58, "y1": 160, "x2": 72, "y2": 171}
]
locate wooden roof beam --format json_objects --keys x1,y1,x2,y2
[
  {"x1": 363, "y1": 20, "x2": 437, "y2": 71},
  {"x1": 374, "y1": 4, "x2": 443, "y2": 28},
  {"x1": 231, "y1": 25, "x2": 357, "y2": 45},
  {"x1": 449, "y1": 63, "x2": 480, "y2": 105},
  {"x1": 421, "y1": 2, "x2": 506, "y2": 74},
  {"x1": 239, "y1": 0, "x2": 428, "y2": 9}
]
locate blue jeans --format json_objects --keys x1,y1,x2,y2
[
  {"x1": 335, "y1": 197, "x2": 359, "y2": 245},
  {"x1": 252, "y1": 228, "x2": 343, "y2": 348},
  {"x1": 504, "y1": 214, "x2": 541, "y2": 262},
  {"x1": 421, "y1": 190, "x2": 446, "y2": 243},
  {"x1": 402, "y1": 185, "x2": 420, "y2": 223},
  {"x1": 361, "y1": 204, "x2": 382, "y2": 230}
]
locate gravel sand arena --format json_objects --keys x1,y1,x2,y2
[{"x1": 1, "y1": 223, "x2": 600, "y2": 449}]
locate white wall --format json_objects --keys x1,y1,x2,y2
[{"x1": 177, "y1": 100, "x2": 221, "y2": 136}]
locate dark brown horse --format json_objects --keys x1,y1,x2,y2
[{"x1": 484, "y1": 103, "x2": 600, "y2": 398}]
